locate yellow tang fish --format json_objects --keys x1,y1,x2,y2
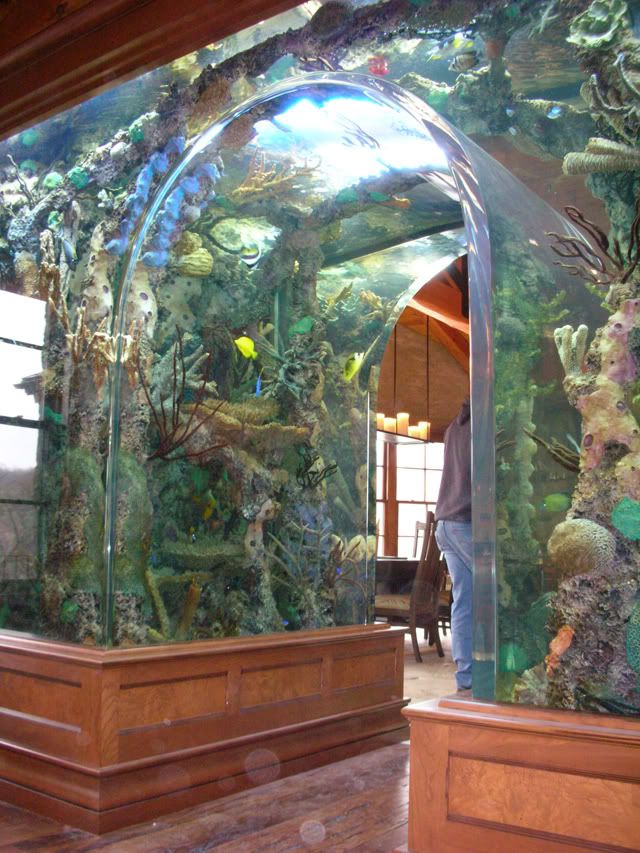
[
  {"x1": 343, "y1": 352, "x2": 365, "y2": 382},
  {"x1": 234, "y1": 336, "x2": 258, "y2": 360}
]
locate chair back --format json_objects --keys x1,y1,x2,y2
[
  {"x1": 410, "y1": 511, "x2": 444, "y2": 623},
  {"x1": 412, "y1": 520, "x2": 429, "y2": 557}
]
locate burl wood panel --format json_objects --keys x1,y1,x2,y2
[
  {"x1": 403, "y1": 697, "x2": 640, "y2": 853},
  {"x1": 448, "y1": 755, "x2": 639, "y2": 849},
  {"x1": 0, "y1": 624, "x2": 407, "y2": 833}
]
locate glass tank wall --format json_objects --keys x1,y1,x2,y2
[{"x1": 1, "y1": 0, "x2": 639, "y2": 716}]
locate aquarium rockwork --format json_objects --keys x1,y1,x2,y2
[{"x1": 0, "y1": 0, "x2": 639, "y2": 718}]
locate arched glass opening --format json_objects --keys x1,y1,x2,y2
[{"x1": 104, "y1": 74, "x2": 597, "y2": 706}]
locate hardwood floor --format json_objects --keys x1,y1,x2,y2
[{"x1": 0, "y1": 733, "x2": 409, "y2": 852}]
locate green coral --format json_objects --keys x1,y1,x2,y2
[
  {"x1": 114, "y1": 452, "x2": 153, "y2": 595},
  {"x1": 19, "y1": 128, "x2": 40, "y2": 147},
  {"x1": 66, "y1": 167, "x2": 89, "y2": 189},
  {"x1": 19, "y1": 159, "x2": 38, "y2": 174},
  {"x1": 128, "y1": 119, "x2": 146, "y2": 143},
  {"x1": 626, "y1": 600, "x2": 640, "y2": 673},
  {"x1": 43, "y1": 171, "x2": 64, "y2": 190},
  {"x1": 499, "y1": 641, "x2": 530, "y2": 673},
  {"x1": 567, "y1": 0, "x2": 629, "y2": 49},
  {"x1": 612, "y1": 496, "x2": 640, "y2": 540},
  {"x1": 60, "y1": 599, "x2": 80, "y2": 624}
]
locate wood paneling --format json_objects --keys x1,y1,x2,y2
[
  {"x1": 403, "y1": 697, "x2": 640, "y2": 853},
  {"x1": 0, "y1": 0, "x2": 302, "y2": 139},
  {"x1": 0, "y1": 624, "x2": 408, "y2": 832}
]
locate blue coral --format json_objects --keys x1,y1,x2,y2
[
  {"x1": 106, "y1": 236, "x2": 129, "y2": 256},
  {"x1": 180, "y1": 175, "x2": 200, "y2": 195},
  {"x1": 142, "y1": 250, "x2": 169, "y2": 267}
]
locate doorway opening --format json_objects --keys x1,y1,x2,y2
[{"x1": 374, "y1": 255, "x2": 470, "y2": 702}]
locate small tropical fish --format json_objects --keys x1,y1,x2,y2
[
  {"x1": 234, "y1": 335, "x2": 258, "y2": 360},
  {"x1": 508, "y1": 126, "x2": 518, "y2": 136},
  {"x1": 546, "y1": 105, "x2": 563, "y2": 120},
  {"x1": 255, "y1": 370, "x2": 263, "y2": 397},
  {"x1": 343, "y1": 352, "x2": 365, "y2": 382},
  {"x1": 428, "y1": 33, "x2": 475, "y2": 60},
  {"x1": 541, "y1": 493, "x2": 571, "y2": 513},
  {"x1": 240, "y1": 244, "x2": 261, "y2": 267},
  {"x1": 448, "y1": 50, "x2": 479, "y2": 73},
  {"x1": 202, "y1": 495, "x2": 218, "y2": 521},
  {"x1": 505, "y1": 107, "x2": 515, "y2": 117},
  {"x1": 61, "y1": 238, "x2": 77, "y2": 268}
]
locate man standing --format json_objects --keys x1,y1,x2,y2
[{"x1": 434, "y1": 395, "x2": 472, "y2": 694}]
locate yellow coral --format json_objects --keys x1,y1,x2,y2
[{"x1": 174, "y1": 247, "x2": 213, "y2": 277}]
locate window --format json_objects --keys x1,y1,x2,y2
[
  {"x1": 376, "y1": 437, "x2": 444, "y2": 557},
  {"x1": 0, "y1": 291, "x2": 47, "y2": 581}
]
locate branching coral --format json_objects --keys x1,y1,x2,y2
[
  {"x1": 137, "y1": 327, "x2": 226, "y2": 461},
  {"x1": 230, "y1": 151, "x2": 319, "y2": 204},
  {"x1": 546, "y1": 204, "x2": 640, "y2": 287}
]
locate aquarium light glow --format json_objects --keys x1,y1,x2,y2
[{"x1": 254, "y1": 94, "x2": 448, "y2": 192}]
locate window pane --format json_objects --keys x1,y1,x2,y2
[
  {"x1": 397, "y1": 536, "x2": 416, "y2": 558},
  {"x1": 0, "y1": 291, "x2": 46, "y2": 347},
  {"x1": 425, "y1": 442, "x2": 444, "y2": 469},
  {"x1": 426, "y1": 470, "x2": 442, "y2": 503},
  {"x1": 0, "y1": 426, "x2": 39, "y2": 500},
  {"x1": 376, "y1": 465, "x2": 384, "y2": 500},
  {"x1": 398, "y1": 502, "x2": 428, "y2": 536},
  {"x1": 396, "y1": 443, "x2": 425, "y2": 468},
  {"x1": 0, "y1": 504, "x2": 38, "y2": 580},
  {"x1": 0, "y1": 342, "x2": 43, "y2": 419},
  {"x1": 396, "y1": 467, "x2": 425, "y2": 501},
  {"x1": 377, "y1": 536, "x2": 385, "y2": 557},
  {"x1": 375, "y1": 501, "x2": 384, "y2": 533}
]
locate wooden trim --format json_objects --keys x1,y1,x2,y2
[{"x1": 0, "y1": 0, "x2": 301, "y2": 139}]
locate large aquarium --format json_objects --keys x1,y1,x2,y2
[{"x1": 0, "y1": 0, "x2": 639, "y2": 716}]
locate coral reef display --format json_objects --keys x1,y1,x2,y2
[{"x1": 0, "y1": 0, "x2": 639, "y2": 717}]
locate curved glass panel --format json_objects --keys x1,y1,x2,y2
[{"x1": 107, "y1": 76, "x2": 466, "y2": 644}]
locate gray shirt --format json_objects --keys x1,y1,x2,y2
[{"x1": 435, "y1": 398, "x2": 471, "y2": 523}]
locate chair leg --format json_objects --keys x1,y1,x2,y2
[
  {"x1": 410, "y1": 625, "x2": 422, "y2": 663},
  {"x1": 431, "y1": 621, "x2": 444, "y2": 658}
]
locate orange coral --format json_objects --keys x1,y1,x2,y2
[{"x1": 545, "y1": 624, "x2": 575, "y2": 676}]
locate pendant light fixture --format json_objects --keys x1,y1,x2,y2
[{"x1": 376, "y1": 319, "x2": 431, "y2": 443}]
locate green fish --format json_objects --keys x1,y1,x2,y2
[
  {"x1": 234, "y1": 335, "x2": 258, "y2": 360},
  {"x1": 541, "y1": 493, "x2": 571, "y2": 513},
  {"x1": 343, "y1": 352, "x2": 365, "y2": 382}
]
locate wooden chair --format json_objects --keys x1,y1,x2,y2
[{"x1": 375, "y1": 511, "x2": 445, "y2": 662}]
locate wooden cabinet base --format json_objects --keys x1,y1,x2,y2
[
  {"x1": 403, "y1": 696, "x2": 640, "y2": 852},
  {"x1": 0, "y1": 624, "x2": 407, "y2": 834}
]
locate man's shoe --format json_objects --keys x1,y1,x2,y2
[{"x1": 456, "y1": 686, "x2": 472, "y2": 696}]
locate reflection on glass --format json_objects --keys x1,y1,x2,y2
[{"x1": 0, "y1": 343, "x2": 43, "y2": 420}]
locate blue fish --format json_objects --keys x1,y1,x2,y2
[
  {"x1": 505, "y1": 107, "x2": 515, "y2": 117},
  {"x1": 142, "y1": 250, "x2": 169, "y2": 267},
  {"x1": 255, "y1": 371, "x2": 262, "y2": 397},
  {"x1": 546, "y1": 105, "x2": 562, "y2": 120}
]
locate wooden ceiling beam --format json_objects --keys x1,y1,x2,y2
[{"x1": 407, "y1": 296, "x2": 470, "y2": 335}]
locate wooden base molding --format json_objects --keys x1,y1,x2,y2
[
  {"x1": 0, "y1": 624, "x2": 408, "y2": 833},
  {"x1": 402, "y1": 697, "x2": 640, "y2": 852}
]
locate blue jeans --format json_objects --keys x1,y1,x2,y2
[{"x1": 435, "y1": 520, "x2": 472, "y2": 690}]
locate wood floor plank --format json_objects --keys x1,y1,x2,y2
[{"x1": 0, "y1": 741, "x2": 410, "y2": 852}]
